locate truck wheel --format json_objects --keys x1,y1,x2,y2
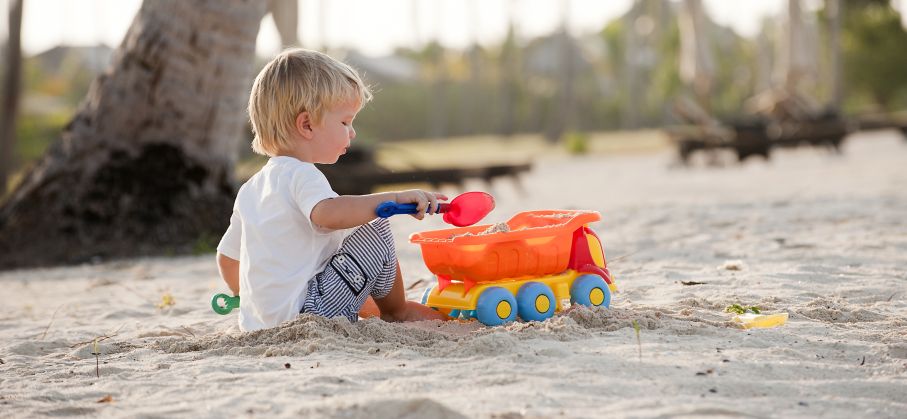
[
  {"x1": 516, "y1": 282, "x2": 556, "y2": 322},
  {"x1": 570, "y1": 274, "x2": 611, "y2": 308},
  {"x1": 476, "y1": 287, "x2": 518, "y2": 326}
]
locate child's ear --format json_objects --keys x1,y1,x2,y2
[{"x1": 295, "y1": 112, "x2": 315, "y2": 139}]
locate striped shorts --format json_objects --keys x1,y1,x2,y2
[{"x1": 300, "y1": 218, "x2": 397, "y2": 322}]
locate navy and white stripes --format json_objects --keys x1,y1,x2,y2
[{"x1": 301, "y1": 218, "x2": 396, "y2": 321}]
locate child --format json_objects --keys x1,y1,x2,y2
[{"x1": 216, "y1": 49, "x2": 448, "y2": 332}]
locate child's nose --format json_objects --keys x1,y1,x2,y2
[{"x1": 349, "y1": 127, "x2": 356, "y2": 140}]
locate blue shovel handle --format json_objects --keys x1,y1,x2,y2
[
  {"x1": 376, "y1": 202, "x2": 419, "y2": 218},
  {"x1": 376, "y1": 202, "x2": 447, "y2": 218}
]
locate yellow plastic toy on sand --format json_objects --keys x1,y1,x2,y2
[{"x1": 732, "y1": 312, "x2": 789, "y2": 329}]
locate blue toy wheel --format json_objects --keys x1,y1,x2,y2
[
  {"x1": 570, "y1": 274, "x2": 611, "y2": 308},
  {"x1": 516, "y1": 282, "x2": 556, "y2": 322},
  {"x1": 475, "y1": 287, "x2": 518, "y2": 326}
]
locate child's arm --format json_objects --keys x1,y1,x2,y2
[
  {"x1": 311, "y1": 189, "x2": 448, "y2": 230},
  {"x1": 217, "y1": 253, "x2": 240, "y2": 296}
]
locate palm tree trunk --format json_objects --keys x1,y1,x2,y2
[
  {"x1": 827, "y1": 0, "x2": 843, "y2": 111},
  {"x1": 499, "y1": 22, "x2": 520, "y2": 137},
  {"x1": 623, "y1": 0, "x2": 641, "y2": 129},
  {"x1": 0, "y1": 0, "x2": 24, "y2": 198},
  {"x1": 269, "y1": 0, "x2": 299, "y2": 48},
  {"x1": 0, "y1": 0, "x2": 268, "y2": 269}
]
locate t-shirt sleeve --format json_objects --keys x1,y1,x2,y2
[
  {"x1": 217, "y1": 208, "x2": 242, "y2": 260},
  {"x1": 292, "y1": 166, "x2": 340, "y2": 230}
]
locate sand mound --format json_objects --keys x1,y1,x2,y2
[
  {"x1": 155, "y1": 306, "x2": 673, "y2": 358},
  {"x1": 303, "y1": 398, "x2": 467, "y2": 419},
  {"x1": 794, "y1": 297, "x2": 886, "y2": 323}
]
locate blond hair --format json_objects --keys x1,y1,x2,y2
[{"x1": 248, "y1": 49, "x2": 372, "y2": 156}]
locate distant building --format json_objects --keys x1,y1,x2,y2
[
  {"x1": 23, "y1": 44, "x2": 114, "y2": 114},
  {"x1": 523, "y1": 31, "x2": 597, "y2": 78},
  {"x1": 340, "y1": 50, "x2": 419, "y2": 85},
  {"x1": 31, "y1": 44, "x2": 114, "y2": 76}
]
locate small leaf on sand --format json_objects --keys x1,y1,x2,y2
[
  {"x1": 157, "y1": 293, "x2": 175, "y2": 309},
  {"x1": 97, "y1": 395, "x2": 113, "y2": 403},
  {"x1": 725, "y1": 303, "x2": 761, "y2": 315}
]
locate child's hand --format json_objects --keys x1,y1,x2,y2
[{"x1": 395, "y1": 190, "x2": 448, "y2": 220}]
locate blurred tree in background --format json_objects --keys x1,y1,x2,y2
[
  {"x1": 3, "y1": 0, "x2": 907, "y2": 268},
  {"x1": 9, "y1": 1, "x2": 907, "y2": 166},
  {"x1": 0, "y1": 0, "x2": 24, "y2": 197},
  {"x1": 841, "y1": 0, "x2": 907, "y2": 111},
  {"x1": 0, "y1": 0, "x2": 267, "y2": 269}
]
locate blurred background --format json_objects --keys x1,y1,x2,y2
[
  {"x1": 3, "y1": 0, "x2": 907, "y2": 177},
  {"x1": 1, "y1": 0, "x2": 907, "y2": 268}
]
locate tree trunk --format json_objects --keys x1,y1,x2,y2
[
  {"x1": 827, "y1": 0, "x2": 843, "y2": 112},
  {"x1": 679, "y1": 0, "x2": 714, "y2": 115},
  {"x1": 0, "y1": 0, "x2": 24, "y2": 198},
  {"x1": 622, "y1": 0, "x2": 641, "y2": 129},
  {"x1": 0, "y1": 0, "x2": 268, "y2": 269},
  {"x1": 499, "y1": 22, "x2": 520, "y2": 137},
  {"x1": 545, "y1": 27, "x2": 576, "y2": 142},
  {"x1": 269, "y1": 0, "x2": 299, "y2": 48}
]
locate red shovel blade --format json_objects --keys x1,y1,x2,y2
[{"x1": 440, "y1": 191, "x2": 495, "y2": 227}]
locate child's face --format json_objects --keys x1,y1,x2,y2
[{"x1": 311, "y1": 99, "x2": 360, "y2": 164}]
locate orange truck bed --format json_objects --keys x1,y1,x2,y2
[{"x1": 409, "y1": 210, "x2": 601, "y2": 283}]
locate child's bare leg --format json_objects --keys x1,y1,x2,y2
[
  {"x1": 374, "y1": 263, "x2": 448, "y2": 322},
  {"x1": 358, "y1": 296, "x2": 380, "y2": 318}
]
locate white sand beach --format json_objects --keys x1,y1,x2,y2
[{"x1": 2, "y1": 130, "x2": 906, "y2": 418}]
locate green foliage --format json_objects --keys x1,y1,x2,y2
[
  {"x1": 12, "y1": 1, "x2": 907, "y2": 182},
  {"x1": 649, "y1": 19, "x2": 683, "y2": 108},
  {"x1": 841, "y1": 1, "x2": 907, "y2": 109},
  {"x1": 725, "y1": 304, "x2": 761, "y2": 315},
  {"x1": 15, "y1": 111, "x2": 70, "y2": 167},
  {"x1": 24, "y1": 57, "x2": 93, "y2": 107},
  {"x1": 600, "y1": 19, "x2": 626, "y2": 79},
  {"x1": 9, "y1": 56, "x2": 89, "y2": 173},
  {"x1": 192, "y1": 233, "x2": 218, "y2": 255},
  {"x1": 709, "y1": 30, "x2": 758, "y2": 119},
  {"x1": 562, "y1": 131, "x2": 589, "y2": 155}
]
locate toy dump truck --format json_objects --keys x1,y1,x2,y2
[{"x1": 410, "y1": 210, "x2": 616, "y2": 326}]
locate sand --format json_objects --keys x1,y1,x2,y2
[{"x1": 2, "y1": 130, "x2": 906, "y2": 418}]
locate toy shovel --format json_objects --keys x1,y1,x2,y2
[
  {"x1": 375, "y1": 191, "x2": 495, "y2": 227},
  {"x1": 211, "y1": 293, "x2": 240, "y2": 315}
]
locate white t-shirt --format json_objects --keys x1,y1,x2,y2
[{"x1": 217, "y1": 156, "x2": 352, "y2": 331}]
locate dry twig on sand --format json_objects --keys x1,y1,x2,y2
[
  {"x1": 180, "y1": 326, "x2": 196, "y2": 337},
  {"x1": 610, "y1": 249, "x2": 643, "y2": 264},
  {"x1": 70, "y1": 334, "x2": 117, "y2": 349},
  {"x1": 92, "y1": 339, "x2": 101, "y2": 378},
  {"x1": 39, "y1": 304, "x2": 64, "y2": 340},
  {"x1": 406, "y1": 278, "x2": 426, "y2": 291},
  {"x1": 69, "y1": 324, "x2": 126, "y2": 348}
]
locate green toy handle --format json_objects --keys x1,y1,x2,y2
[{"x1": 211, "y1": 293, "x2": 240, "y2": 315}]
